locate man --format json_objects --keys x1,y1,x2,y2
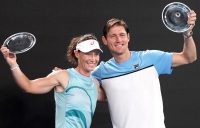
[
  {"x1": 92, "y1": 11, "x2": 197, "y2": 128},
  {"x1": 1, "y1": 34, "x2": 105, "y2": 128}
]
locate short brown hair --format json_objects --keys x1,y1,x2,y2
[{"x1": 103, "y1": 18, "x2": 130, "y2": 38}]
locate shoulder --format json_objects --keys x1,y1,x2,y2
[
  {"x1": 47, "y1": 69, "x2": 69, "y2": 80},
  {"x1": 49, "y1": 69, "x2": 70, "y2": 90},
  {"x1": 133, "y1": 50, "x2": 171, "y2": 58}
]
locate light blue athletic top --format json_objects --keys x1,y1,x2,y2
[
  {"x1": 54, "y1": 68, "x2": 98, "y2": 128},
  {"x1": 92, "y1": 50, "x2": 173, "y2": 82},
  {"x1": 92, "y1": 50, "x2": 173, "y2": 128}
]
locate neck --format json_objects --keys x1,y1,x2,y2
[
  {"x1": 112, "y1": 50, "x2": 131, "y2": 64},
  {"x1": 75, "y1": 67, "x2": 90, "y2": 77}
]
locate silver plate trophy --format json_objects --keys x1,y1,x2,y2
[
  {"x1": 162, "y1": 2, "x2": 191, "y2": 33},
  {"x1": 3, "y1": 32, "x2": 36, "y2": 54}
]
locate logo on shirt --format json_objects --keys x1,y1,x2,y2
[{"x1": 134, "y1": 64, "x2": 139, "y2": 69}]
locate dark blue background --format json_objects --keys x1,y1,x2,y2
[{"x1": 0, "y1": 0, "x2": 200, "y2": 127}]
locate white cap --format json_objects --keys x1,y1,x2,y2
[{"x1": 76, "y1": 39, "x2": 103, "y2": 53}]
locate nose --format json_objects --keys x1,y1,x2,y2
[
  {"x1": 89, "y1": 52, "x2": 99, "y2": 61},
  {"x1": 90, "y1": 53, "x2": 96, "y2": 60},
  {"x1": 116, "y1": 35, "x2": 121, "y2": 42}
]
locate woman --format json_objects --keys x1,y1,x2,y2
[{"x1": 1, "y1": 33, "x2": 105, "y2": 128}]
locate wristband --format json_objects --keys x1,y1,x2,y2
[
  {"x1": 183, "y1": 31, "x2": 193, "y2": 39},
  {"x1": 10, "y1": 64, "x2": 19, "y2": 71}
]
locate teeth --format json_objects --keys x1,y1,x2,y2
[
  {"x1": 88, "y1": 63, "x2": 96, "y2": 65},
  {"x1": 116, "y1": 44, "x2": 123, "y2": 47}
]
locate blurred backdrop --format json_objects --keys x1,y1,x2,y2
[{"x1": 0, "y1": 0, "x2": 200, "y2": 128}]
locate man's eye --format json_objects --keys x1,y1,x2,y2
[{"x1": 120, "y1": 34, "x2": 126, "y2": 37}]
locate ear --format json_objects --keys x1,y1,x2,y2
[
  {"x1": 127, "y1": 33, "x2": 130, "y2": 42},
  {"x1": 102, "y1": 36, "x2": 107, "y2": 45},
  {"x1": 74, "y1": 50, "x2": 79, "y2": 58}
]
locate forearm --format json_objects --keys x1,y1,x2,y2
[
  {"x1": 10, "y1": 65, "x2": 56, "y2": 94},
  {"x1": 1, "y1": 46, "x2": 55, "y2": 93},
  {"x1": 181, "y1": 10, "x2": 197, "y2": 63},
  {"x1": 10, "y1": 64, "x2": 33, "y2": 92},
  {"x1": 182, "y1": 31, "x2": 197, "y2": 63}
]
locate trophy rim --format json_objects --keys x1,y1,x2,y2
[
  {"x1": 162, "y1": 2, "x2": 191, "y2": 33},
  {"x1": 3, "y1": 32, "x2": 36, "y2": 54}
]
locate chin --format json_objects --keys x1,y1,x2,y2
[{"x1": 87, "y1": 67, "x2": 96, "y2": 72}]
